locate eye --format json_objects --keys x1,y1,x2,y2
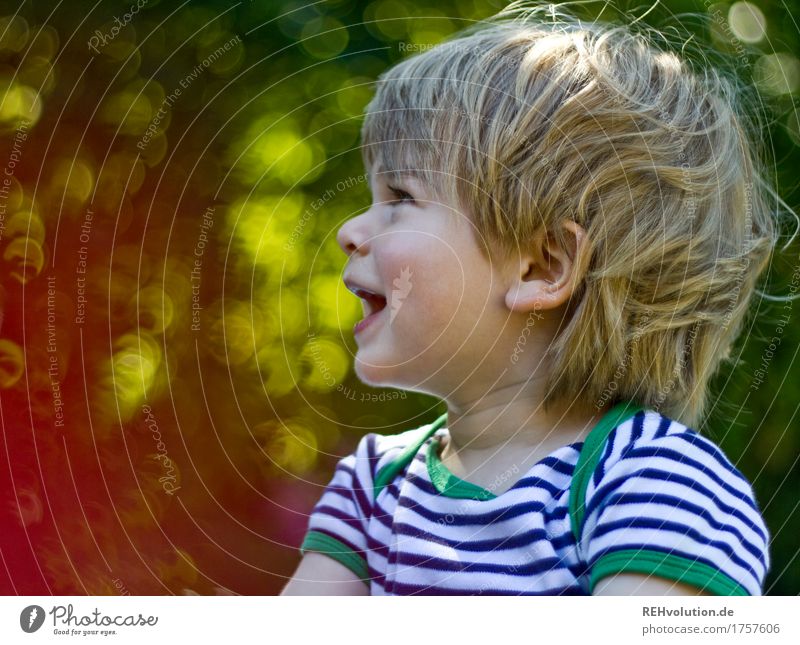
[{"x1": 386, "y1": 184, "x2": 414, "y2": 206}]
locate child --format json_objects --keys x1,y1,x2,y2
[{"x1": 281, "y1": 2, "x2": 776, "y2": 595}]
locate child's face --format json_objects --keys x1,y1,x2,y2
[{"x1": 336, "y1": 168, "x2": 525, "y2": 396}]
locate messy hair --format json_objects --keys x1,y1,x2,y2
[{"x1": 359, "y1": 2, "x2": 781, "y2": 428}]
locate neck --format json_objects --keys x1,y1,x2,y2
[{"x1": 439, "y1": 381, "x2": 604, "y2": 458}]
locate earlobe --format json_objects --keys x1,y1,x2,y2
[{"x1": 504, "y1": 276, "x2": 565, "y2": 313}]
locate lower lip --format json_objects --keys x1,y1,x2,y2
[{"x1": 354, "y1": 308, "x2": 385, "y2": 335}]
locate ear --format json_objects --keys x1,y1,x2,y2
[{"x1": 504, "y1": 220, "x2": 587, "y2": 313}]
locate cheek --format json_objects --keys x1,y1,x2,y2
[
  {"x1": 378, "y1": 232, "x2": 444, "y2": 265},
  {"x1": 377, "y1": 235, "x2": 462, "y2": 299},
  {"x1": 392, "y1": 264, "x2": 489, "y2": 351},
  {"x1": 375, "y1": 233, "x2": 498, "y2": 350}
]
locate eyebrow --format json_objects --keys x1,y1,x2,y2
[{"x1": 373, "y1": 168, "x2": 424, "y2": 184}]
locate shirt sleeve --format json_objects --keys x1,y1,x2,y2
[
  {"x1": 580, "y1": 414, "x2": 771, "y2": 595},
  {"x1": 299, "y1": 432, "x2": 378, "y2": 584}
]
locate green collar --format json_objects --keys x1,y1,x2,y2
[
  {"x1": 426, "y1": 400, "x2": 643, "y2": 503},
  {"x1": 372, "y1": 401, "x2": 643, "y2": 504},
  {"x1": 427, "y1": 436, "x2": 498, "y2": 501}
]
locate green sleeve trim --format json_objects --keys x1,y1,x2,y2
[
  {"x1": 299, "y1": 530, "x2": 370, "y2": 585},
  {"x1": 569, "y1": 400, "x2": 644, "y2": 544},
  {"x1": 427, "y1": 437, "x2": 497, "y2": 500},
  {"x1": 373, "y1": 413, "x2": 448, "y2": 500},
  {"x1": 589, "y1": 549, "x2": 750, "y2": 596}
]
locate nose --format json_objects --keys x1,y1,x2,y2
[{"x1": 336, "y1": 211, "x2": 370, "y2": 256}]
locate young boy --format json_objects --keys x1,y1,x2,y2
[{"x1": 282, "y1": 4, "x2": 774, "y2": 595}]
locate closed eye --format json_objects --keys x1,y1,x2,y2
[{"x1": 387, "y1": 184, "x2": 414, "y2": 206}]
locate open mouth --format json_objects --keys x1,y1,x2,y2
[
  {"x1": 344, "y1": 279, "x2": 388, "y2": 335},
  {"x1": 352, "y1": 287, "x2": 387, "y2": 318}
]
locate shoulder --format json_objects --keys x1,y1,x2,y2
[
  {"x1": 589, "y1": 409, "x2": 764, "y2": 508},
  {"x1": 341, "y1": 415, "x2": 444, "y2": 498},
  {"x1": 581, "y1": 408, "x2": 770, "y2": 595}
]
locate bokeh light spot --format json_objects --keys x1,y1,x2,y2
[
  {"x1": 51, "y1": 158, "x2": 95, "y2": 206},
  {"x1": 0, "y1": 339, "x2": 24, "y2": 388},
  {"x1": 0, "y1": 83, "x2": 43, "y2": 125},
  {"x1": 300, "y1": 17, "x2": 349, "y2": 60},
  {"x1": 728, "y1": 2, "x2": 767, "y2": 44},
  {"x1": 755, "y1": 53, "x2": 800, "y2": 95},
  {"x1": 300, "y1": 335, "x2": 349, "y2": 391},
  {"x1": 0, "y1": 15, "x2": 29, "y2": 52},
  {"x1": 266, "y1": 421, "x2": 318, "y2": 474}
]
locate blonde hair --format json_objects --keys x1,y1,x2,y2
[{"x1": 359, "y1": 3, "x2": 781, "y2": 429}]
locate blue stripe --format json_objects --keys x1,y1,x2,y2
[
  {"x1": 365, "y1": 557, "x2": 383, "y2": 578},
  {"x1": 365, "y1": 433, "x2": 381, "y2": 479},
  {"x1": 512, "y1": 473, "x2": 574, "y2": 496},
  {"x1": 617, "y1": 412, "x2": 648, "y2": 463},
  {"x1": 375, "y1": 485, "x2": 571, "y2": 529},
  {"x1": 387, "y1": 551, "x2": 587, "y2": 579},
  {"x1": 386, "y1": 579, "x2": 585, "y2": 595},
  {"x1": 654, "y1": 414, "x2": 672, "y2": 439},
  {"x1": 365, "y1": 563, "x2": 384, "y2": 589},
  {"x1": 604, "y1": 491, "x2": 766, "y2": 562},
  {"x1": 544, "y1": 503, "x2": 571, "y2": 522},
  {"x1": 399, "y1": 482, "x2": 558, "y2": 524},
  {"x1": 671, "y1": 432, "x2": 753, "y2": 486},
  {"x1": 331, "y1": 462, "x2": 374, "y2": 519},
  {"x1": 600, "y1": 445, "x2": 760, "y2": 512},
  {"x1": 371, "y1": 504, "x2": 397, "y2": 531},
  {"x1": 312, "y1": 504, "x2": 363, "y2": 530},
  {"x1": 372, "y1": 483, "x2": 403, "y2": 528},
  {"x1": 365, "y1": 531, "x2": 390, "y2": 559},
  {"x1": 397, "y1": 497, "x2": 532, "y2": 526},
  {"x1": 594, "y1": 412, "x2": 647, "y2": 487},
  {"x1": 333, "y1": 462, "x2": 356, "y2": 479},
  {"x1": 538, "y1": 451, "x2": 581, "y2": 476},
  {"x1": 323, "y1": 484, "x2": 372, "y2": 520},
  {"x1": 374, "y1": 478, "x2": 406, "y2": 515},
  {"x1": 391, "y1": 521, "x2": 575, "y2": 553},
  {"x1": 593, "y1": 430, "x2": 616, "y2": 487},
  {"x1": 583, "y1": 468, "x2": 767, "y2": 542},
  {"x1": 589, "y1": 517, "x2": 761, "y2": 581}
]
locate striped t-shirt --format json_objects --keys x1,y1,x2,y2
[{"x1": 300, "y1": 400, "x2": 770, "y2": 595}]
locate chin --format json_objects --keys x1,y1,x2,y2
[
  {"x1": 354, "y1": 356, "x2": 436, "y2": 398},
  {"x1": 353, "y1": 357, "x2": 396, "y2": 387}
]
